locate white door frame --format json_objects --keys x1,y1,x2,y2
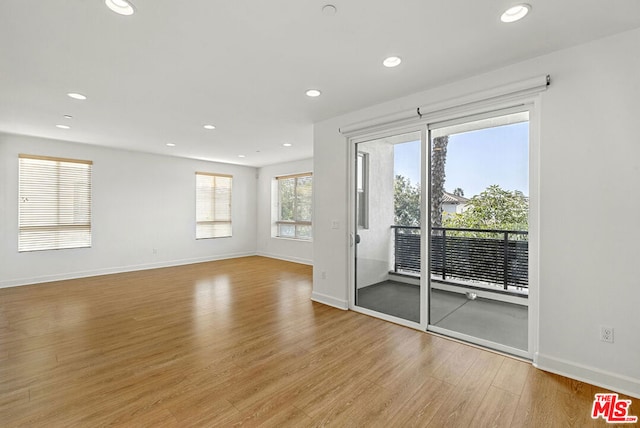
[
  {"x1": 347, "y1": 125, "x2": 428, "y2": 331},
  {"x1": 345, "y1": 94, "x2": 541, "y2": 361},
  {"x1": 421, "y1": 97, "x2": 540, "y2": 360}
]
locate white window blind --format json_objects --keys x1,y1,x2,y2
[
  {"x1": 276, "y1": 172, "x2": 312, "y2": 240},
  {"x1": 196, "y1": 172, "x2": 232, "y2": 239},
  {"x1": 18, "y1": 154, "x2": 92, "y2": 252}
]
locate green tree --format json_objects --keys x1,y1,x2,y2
[
  {"x1": 443, "y1": 184, "x2": 528, "y2": 236},
  {"x1": 394, "y1": 175, "x2": 420, "y2": 226},
  {"x1": 278, "y1": 178, "x2": 294, "y2": 220},
  {"x1": 453, "y1": 187, "x2": 464, "y2": 197}
]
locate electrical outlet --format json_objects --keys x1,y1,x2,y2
[{"x1": 600, "y1": 326, "x2": 614, "y2": 343}]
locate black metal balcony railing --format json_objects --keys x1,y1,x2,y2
[{"x1": 392, "y1": 226, "x2": 528, "y2": 290}]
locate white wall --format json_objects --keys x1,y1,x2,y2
[
  {"x1": 256, "y1": 158, "x2": 313, "y2": 265},
  {"x1": 0, "y1": 133, "x2": 258, "y2": 287},
  {"x1": 313, "y1": 28, "x2": 640, "y2": 397},
  {"x1": 356, "y1": 140, "x2": 394, "y2": 288}
]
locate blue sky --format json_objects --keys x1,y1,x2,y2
[{"x1": 394, "y1": 122, "x2": 529, "y2": 197}]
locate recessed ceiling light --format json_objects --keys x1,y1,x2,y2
[
  {"x1": 203, "y1": 124, "x2": 216, "y2": 130},
  {"x1": 105, "y1": 0, "x2": 135, "y2": 16},
  {"x1": 67, "y1": 92, "x2": 87, "y2": 100},
  {"x1": 166, "y1": 143, "x2": 176, "y2": 147},
  {"x1": 238, "y1": 154, "x2": 246, "y2": 158},
  {"x1": 283, "y1": 143, "x2": 292, "y2": 147},
  {"x1": 501, "y1": 4, "x2": 530, "y2": 23},
  {"x1": 56, "y1": 124, "x2": 71, "y2": 129},
  {"x1": 322, "y1": 4, "x2": 337, "y2": 16},
  {"x1": 306, "y1": 89, "x2": 321, "y2": 97},
  {"x1": 63, "y1": 115, "x2": 73, "y2": 119},
  {"x1": 383, "y1": 56, "x2": 402, "y2": 68}
]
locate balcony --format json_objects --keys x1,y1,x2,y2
[
  {"x1": 392, "y1": 225, "x2": 528, "y2": 295},
  {"x1": 356, "y1": 225, "x2": 529, "y2": 351}
]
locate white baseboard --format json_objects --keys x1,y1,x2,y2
[
  {"x1": 0, "y1": 252, "x2": 257, "y2": 289},
  {"x1": 535, "y1": 353, "x2": 640, "y2": 399},
  {"x1": 256, "y1": 252, "x2": 312, "y2": 266},
  {"x1": 311, "y1": 291, "x2": 348, "y2": 310}
]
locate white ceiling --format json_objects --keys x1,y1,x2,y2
[{"x1": 2, "y1": 1, "x2": 640, "y2": 167}]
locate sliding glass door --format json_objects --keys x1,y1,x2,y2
[
  {"x1": 348, "y1": 108, "x2": 535, "y2": 358},
  {"x1": 427, "y1": 110, "x2": 530, "y2": 357},
  {"x1": 354, "y1": 131, "x2": 424, "y2": 325}
]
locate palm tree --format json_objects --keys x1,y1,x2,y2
[{"x1": 431, "y1": 136, "x2": 448, "y2": 228}]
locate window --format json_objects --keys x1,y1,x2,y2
[
  {"x1": 357, "y1": 152, "x2": 369, "y2": 229},
  {"x1": 18, "y1": 154, "x2": 92, "y2": 252},
  {"x1": 195, "y1": 172, "x2": 232, "y2": 239},
  {"x1": 276, "y1": 173, "x2": 312, "y2": 240}
]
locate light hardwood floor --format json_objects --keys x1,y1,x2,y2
[{"x1": 0, "y1": 256, "x2": 637, "y2": 427}]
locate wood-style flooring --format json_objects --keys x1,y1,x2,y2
[{"x1": 0, "y1": 256, "x2": 637, "y2": 427}]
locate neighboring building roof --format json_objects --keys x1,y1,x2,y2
[{"x1": 442, "y1": 191, "x2": 469, "y2": 204}]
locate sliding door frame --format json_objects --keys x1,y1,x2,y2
[
  {"x1": 344, "y1": 88, "x2": 543, "y2": 361},
  {"x1": 347, "y1": 125, "x2": 428, "y2": 331},
  {"x1": 421, "y1": 96, "x2": 541, "y2": 360}
]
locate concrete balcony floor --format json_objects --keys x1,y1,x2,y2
[{"x1": 357, "y1": 281, "x2": 527, "y2": 351}]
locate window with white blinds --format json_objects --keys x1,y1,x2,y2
[
  {"x1": 18, "y1": 154, "x2": 92, "y2": 252},
  {"x1": 276, "y1": 172, "x2": 312, "y2": 240},
  {"x1": 195, "y1": 172, "x2": 232, "y2": 239}
]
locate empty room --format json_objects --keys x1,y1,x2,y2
[{"x1": 1, "y1": 1, "x2": 639, "y2": 426}]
